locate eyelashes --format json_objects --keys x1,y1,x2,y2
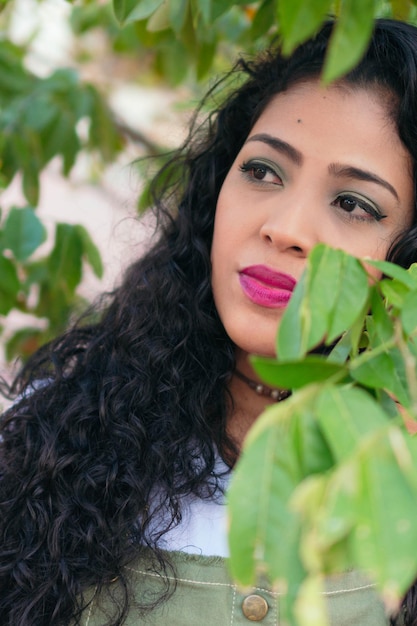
[
  {"x1": 331, "y1": 194, "x2": 387, "y2": 222},
  {"x1": 239, "y1": 160, "x2": 283, "y2": 185},
  {"x1": 239, "y1": 158, "x2": 387, "y2": 223}
]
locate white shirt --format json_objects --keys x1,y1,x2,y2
[{"x1": 155, "y1": 455, "x2": 231, "y2": 557}]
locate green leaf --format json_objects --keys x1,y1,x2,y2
[
  {"x1": 46, "y1": 223, "x2": 102, "y2": 301},
  {"x1": 251, "y1": 355, "x2": 348, "y2": 389},
  {"x1": 22, "y1": 167, "x2": 40, "y2": 207},
  {"x1": 0, "y1": 65, "x2": 108, "y2": 198},
  {"x1": 211, "y1": 0, "x2": 245, "y2": 21},
  {"x1": 196, "y1": 38, "x2": 216, "y2": 79},
  {"x1": 250, "y1": 0, "x2": 277, "y2": 40},
  {"x1": 22, "y1": 93, "x2": 57, "y2": 131},
  {"x1": 276, "y1": 273, "x2": 307, "y2": 361},
  {"x1": 325, "y1": 253, "x2": 369, "y2": 343},
  {"x1": 228, "y1": 387, "x2": 332, "y2": 591},
  {"x1": 191, "y1": 0, "x2": 211, "y2": 25},
  {"x1": 366, "y1": 288, "x2": 394, "y2": 346},
  {"x1": 169, "y1": 0, "x2": 189, "y2": 33},
  {"x1": 35, "y1": 281, "x2": 70, "y2": 325},
  {"x1": 3, "y1": 206, "x2": 46, "y2": 261},
  {"x1": 277, "y1": 245, "x2": 369, "y2": 360},
  {"x1": 326, "y1": 329, "x2": 357, "y2": 365},
  {"x1": 24, "y1": 258, "x2": 48, "y2": 287},
  {"x1": 276, "y1": 270, "x2": 306, "y2": 359},
  {"x1": 293, "y1": 416, "x2": 417, "y2": 602},
  {"x1": 0, "y1": 41, "x2": 33, "y2": 100},
  {"x1": 350, "y1": 429, "x2": 417, "y2": 598},
  {"x1": 180, "y1": 2, "x2": 198, "y2": 51},
  {"x1": 9, "y1": 130, "x2": 42, "y2": 205},
  {"x1": 303, "y1": 245, "x2": 345, "y2": 348},
  {"x1": 294, "y1": 575, "x2": 330, "y2": 626},
  {"x1": 0, "y1": 255, "x2": 20, "y2": 315},
  {"x1": 366, "y1": 259, "x2": 417, "y2": 289},
  {"x1": 147, "y1": 1, "x2": 170, "y2": 31},
  {"x1": 379, "y1": 278, "x2": 410, "y2": 309},
  {"x1": 74, "y1": 224, "x2": 103, "y2": 278},
  {"x1": 228, "y1": 423, "x2": 300, "y2": 587},
  {"x1": 391, "y1": 0, "x2": 412, "y2": 19},
  {"x1": 401, "y1": 290, "x2": 417, "y2": 337},
  {"x1": 5, "y1": 327, "x2": 44, "y2": 361},
  {"x1": 156, "y1": 40, "x2": 190, "y2": 85},
  {"x1": 304, "y1": 245, "x2": 369, "y2": 347},
  {"x1": 322, "y1": 0, "x2": 375, "y2": 83},
  {"x1": 293, "y1": 470, "x2": 356, "y2": 572},
  {"x1": 43, "y1": 67, "x2": 79, "y2": 92},
  {"x1": 112, "y1": 0, "x2": 164, "y2": 25},
  {"x1": 40, "y1": 113, "x2": 80, "y2": 176},
  {"x1": 316, "y1": 386, "x2": 389, "y2": 462},
  {"x1": 87, "y1": 87, "x2": 122, "y2": 162},
  {"x1": 48, "y1": 223, "x2": 83, "y2": 294},
  {"x1": 278, "y1": 0, "x2": 333, "y2": 55},
  {"x1": 350, "y1": 346, "x2": 409, "y2": 407},
  {"x1": 70, "y1": 4, "x2": 112, "y2": 34}
]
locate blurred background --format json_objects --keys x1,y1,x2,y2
[{"x1": 0, "y1": 0, "x2": 202, "y2": 379}]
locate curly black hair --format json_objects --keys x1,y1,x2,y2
[{"x1": 2, "y1": 18, "x2": 417, "y2": 626}]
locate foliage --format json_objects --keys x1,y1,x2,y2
[
  {"x1": 0, "y1": 24, "x2": 123, "y2": 361},
  {"x1": 0, "y1": 41, "x2": 122, "y2": 205},
  {"x1": 0, "y1": 205, "x2": 103, "y2": 360},
  {"x1": 110, "y1": 0, "x2": 417, "y2": 83},
  {"x1": 228, "y1": 244, "x2": 417, "y2": 625}
]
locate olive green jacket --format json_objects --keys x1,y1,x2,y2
[{"x1": 82, "y1": 550, "x2": 392, "y2": 626}]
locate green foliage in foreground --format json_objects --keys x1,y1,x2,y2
[{"x1": 228, "y1": 245, "x2": 417, "y2": 625}]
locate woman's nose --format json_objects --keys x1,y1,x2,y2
[{"x1": 259, "y1": 195, "x2": 320, "y2": 257}]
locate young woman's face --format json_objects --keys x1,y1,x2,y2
[{"x1": 211, "y1": 80, "x2": 414, "y2": 357}]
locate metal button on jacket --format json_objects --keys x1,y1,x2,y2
[{"x1": 241, "y1": 594, "x2": 269, "y2": 621}]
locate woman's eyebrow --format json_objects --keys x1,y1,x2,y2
[
  {"x1": 245, "y1": 133, "x2": 303, "y2": 165},
  {"x1": 329, "y1": 163, "x2": 399, "y2": 201},
  {"x1": 245, "y1": 134, "x2": 400, "y2": 201}
]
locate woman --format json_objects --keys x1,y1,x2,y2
[{"x1": 1, "y1": 17, "x2": 417, "y2": 626}]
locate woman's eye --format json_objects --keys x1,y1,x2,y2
[
  {"x1": 239, "y1": 161, "x2": 283, "y2": 185},
  {"x1": 332, "y1": 194, "x2": 386, "y2": 222}
]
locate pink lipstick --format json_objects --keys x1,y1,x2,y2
[{"x1": 239, "y1": 265, "x2": 296, "y2": 308}]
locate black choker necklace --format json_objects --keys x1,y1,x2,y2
[{"x1": 234, "y1": 369, "x2": 290, "y2": 402}]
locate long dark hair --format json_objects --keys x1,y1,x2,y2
[{"x1": 2, "y1": 18, "x2": 417, "y2": 626}]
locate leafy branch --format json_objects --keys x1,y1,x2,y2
[{"x1": 228, "y1": 245, "x2": 417, "y2": 625}]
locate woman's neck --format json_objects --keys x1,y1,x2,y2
[{"x1": 226, "y1": 351, "x2": 278, "y2": 450}]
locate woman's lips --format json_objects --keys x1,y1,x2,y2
[{"x1": 239, "y1": 265, "x2": 296, "y2": 308}]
